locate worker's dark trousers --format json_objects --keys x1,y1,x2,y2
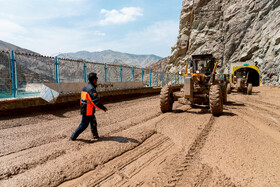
[{"x1": 70, "y1": 115, "x2": 98, "y2": 140}]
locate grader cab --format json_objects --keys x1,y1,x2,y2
[{"x1": 160, "y1": 54, "x2": 226, "y2": 116}]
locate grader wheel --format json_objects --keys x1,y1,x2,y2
[
  {"x1": 247, "y1": 83, "x2": 253, "y2": 95},
  {"x1": 209, "y1": 85, "x2": 223, "y2": 116},
  {"x1": 227, "y1": 83, "x2": 231, "y2": 94},
  {"x1": 160, "y1": 85, "x2": 173, "y2": 113}
]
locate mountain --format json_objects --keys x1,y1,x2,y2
[
  {"x1": 0, "y1": 41, "x2": 55, "y2": 91},
  {"x1": 0, "y1": 40, "x2": 38, "y2": 55},
  {"x1": 169, "y1": 0, "x2": 280, "y2": 85},
  {"x1": 58, "y1": 50, "x2": 162, "y2": 68}
]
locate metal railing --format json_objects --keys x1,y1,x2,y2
[{"x1": 0, "y1": 50, "x2": 183, "y2": 98}]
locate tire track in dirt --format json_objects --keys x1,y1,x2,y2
[
  {"x1": 59, "y1": 134, "x2": 173, "y2": 187},
  {"x1": 0, "y1": 111, "x2": 165, "y2": 180},
  {"x1": 165, "y1": 116, "x2": 215, "y2": 186},
  {"x1": 165, "y1": 115, "x2": 236, "y2": 187},
  {"x1": 59, "y1": 106, "x2": 192, "y2": 187},
  {"x1": 200, "y1": 102, "x2": 280, "y2": 186},
  {"x1": 232, "y1": 98, "x2": 280, "y2": 120},
  {"x1": 0, "y1": 150, "x2": 66, "y2": 180},
  {"x1": 0, "y1": 99, "x2": 183, "y2": 186},
  {"x1": 0, "y1": 122, "x2": 157, "y2": 187},
  {"x1": 228, "y1": 99, "x2": 280, "y2": 126},
  {"x1": 246, "y1": 98, "x2": 280, "y2": 110},
  {"x1": 0, "y1": 96, "x2": 175, "y2": 157},
  {"x1": 97, "y1": 137, "x2": 174, "y2": 186},
  {"x1": 0, "y1": 134, "x2": 68, "y2": 157},
  {"x1": 227, "y1": 98, "x2": 280, "y2": 143},
  {"x1": 226, "y1": 107, "x2": 280, "y2": 144},
  {"x1": 0, "y1": 107, "x2": 172, "y2": 158}
]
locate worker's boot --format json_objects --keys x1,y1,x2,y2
[{"x1": 93, "y1": 134, "x2": 99, "y2": 140}]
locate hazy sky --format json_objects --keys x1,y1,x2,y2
[{"x1": 0, "y1": 0, "x2": 182, "y2": 57}]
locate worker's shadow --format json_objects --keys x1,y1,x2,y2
[{"x1": 77, "y1": 136, "x2": 139, "y2": 144}]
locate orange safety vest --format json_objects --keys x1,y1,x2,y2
[{"x1": 80, "y1": 91, "x2": 102, "y2": 116}]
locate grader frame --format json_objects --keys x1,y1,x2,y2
[{"x1": 160, "y1": 54, "x2": 226, "y2": 116}]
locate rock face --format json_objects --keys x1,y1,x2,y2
[
  {"x1": 147, "y1": 56, "x2": 170, "y2": 72},
  {"x1": 169, "y1": 0, "x2": 280, "y2": 85}
]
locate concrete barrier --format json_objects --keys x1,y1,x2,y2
[
  {"x1": 40, "y1": 82, "x2": 145, "y2": 103},
  {"x1": 43, "y1": 82, "x2": 145, "y2": 95},
  {"x1": 0, "y1": 85, "x2": 182, "y2": 115}
]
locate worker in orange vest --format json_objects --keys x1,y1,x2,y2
[{"x1": 70, "y1": 72, "x2": 107, "y2": 141}]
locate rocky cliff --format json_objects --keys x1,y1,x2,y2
[
  {"x1": 169, "y1": 0, "x2": 280, "y2": 85},
  {"x1": 147, "y1": 56, "x2": 170, "y2": 72}
]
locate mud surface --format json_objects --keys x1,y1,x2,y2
[{"x1": 1, "y1": 86, "x2": 280, "y2": 186}]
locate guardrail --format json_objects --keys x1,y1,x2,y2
[
  {"x1": 0, "y1": 84, "x2": 183, "y2": 115},
  {"x1": 0, "y1": 50, "x2": 184, "y2": 98}
]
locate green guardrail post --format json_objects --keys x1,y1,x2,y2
[
  {"x1": 105, "y1": 63, "x2": 107, "y2": 82},
  {"x1": 132, "y1": 67, "x2": 134, "y2": 82},
  {"x1": 84, "y1": 60, "x2": 87, "y2": 82},
  {"x1": 166, "y1": 73, "x2": 169, "y2": 85},
  {"x1": 149, "y1": 69, "x2": 152, "y2": 86},
  {"x1": 171, "y1": 73, "x2": 173, "y2": 85},
  {"x1": 142, "y1": 68, "x2": 144, "y2": 82},
  {"x1": 10, "y1": 50, "x2": 16, "y2": 97},
  {"x1": 14, "y1": 53, "x2": 18, "y2": 93},
  {"x1": 120, "y1": 65, "x2": 123, "y2": 82},
  {"x1": 55, "y1": 56, "x2": 59, "y2": 83}
]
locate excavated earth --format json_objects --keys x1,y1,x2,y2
[{"x1": 1, "y1": 86, "x2": 280, "y2": 186}]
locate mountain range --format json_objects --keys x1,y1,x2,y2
[
  {"x1": 57, "y1": 50, "x2": 162, "y2": 68},
  {"x1": 0, "y1": 40, "x2": 38, "y2": 55},
  {"x1": 0, "y1": 40, "x2": 163, "y2": 68}
]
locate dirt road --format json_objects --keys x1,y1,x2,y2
[{"x1": 1, "y1": 86, "x2": 280, "y2": 186}]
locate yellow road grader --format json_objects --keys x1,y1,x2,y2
[
  {"x1": 160, "y1": 54, "x2": 227, "y2": 116},
  {"x1": 230, "y1": 68, "x2": 253, "y2": 95}
]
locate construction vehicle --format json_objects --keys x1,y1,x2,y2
[
  {"x1": 160, "y1": 54, "x2": 226, "y2": 116},
  {"x1": 231, "y1": 68, "x2": 253, "y2": 95}
]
